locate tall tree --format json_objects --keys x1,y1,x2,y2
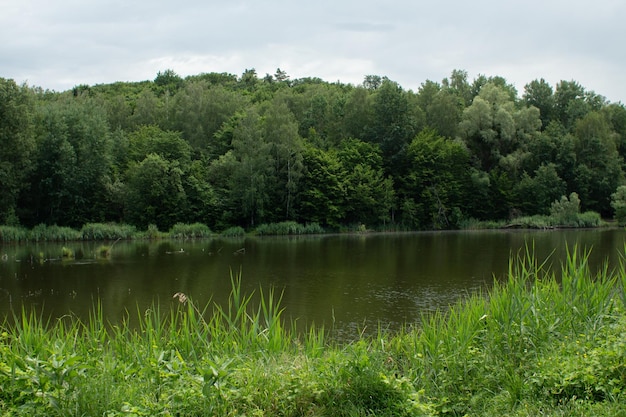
[
  {"x1": 404, "y1": 129, "x2": 470, "y2": 228},
  {"x1": 523, "y1": 78, "x2": 554, "y2": 129},
  {"x1": 228, "y1": 107, "x2": 273, "y2": 227},
  {"x1": 0, "y1": 78, "x2": 35, "y2": 224},
  {"x1": 459, "y1": 82, "x2": 540, "y2": 173},
  {"x1": 368, "y1": 78, "x2": 423, "y2": 177},
  {"x1": 170, "y1": 81, "x2": 248, "y2": 153},
  {"x1": 27, "y1": 95, "x2": 113, "y2": 227},
  {"x1": 125, "y1": 153, "x2": 187, "y2": 230},
  {"x1": 337, "y1": 139, "x2": 394, "y2": 226},
  {"x1": 261, "y1": 99, "x2": 304, "y2": 221},
  {"x1": 571, "y1": 111, "x2": 623, "y2": 214}
]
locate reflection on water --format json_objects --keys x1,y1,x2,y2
[{"x1": 0, "y1": 229, "x2": 624, "y2": 340}]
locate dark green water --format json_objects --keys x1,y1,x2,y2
[{"x1": 1, "y1": 229, "x2": 625, "y2": 339}]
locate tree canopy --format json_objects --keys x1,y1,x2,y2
[{"x1": 2, "y1": 69, "x2": 625, "y2": 230}]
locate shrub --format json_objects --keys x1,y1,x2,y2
[
  {"x1": 611, "y1": 185, "x2": 626, "y2": 226},
  {"x1": 221, "y1": 226, "x2": 246, "y2": 237},
  {"x1": 0, "y1": 226, "x2": 29, "y2": 243},
  {"x1": 81, "y1": 223, "x2": 136, "y2": 240},
  {"x1": 168, "y1": 222, "x2": 212, "y2": 239},
  {"x1": 550, "y1": 192, "x2": 581, "y2": 226},
  {"x1": 255, "y1": 221, "x2": 322, "y2": 236},
  {"x1": 29, "y1": 224, "x2": 82, "y2": 242}
]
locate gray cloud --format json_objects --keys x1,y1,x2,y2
[{"x1": 1, "y1": 0, "x2": 624, "y2": 102}]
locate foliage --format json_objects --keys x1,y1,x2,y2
[
  {"x1": 220, "y1": 226, "x2": 246, "y2": 237},
  {"x1": 29, "y1": 224, "x2": 82, "y2": 242},
  {"x1": 80, "y1": 223, "x2": 136, "y2": 240},
  {"x1": 611, "y1": 185, "x2": 626, "y2": 225},
  {"x1": 168, "y1": 222, "x2": 212, "y2": 239},
  {"x1": 0, "y1": 226, "x2": 30, "y2": 243},
  {"x1": 2, "y1": 70, "x2": 626, "y2": 231},
  {"x1": 550, "y1": 192, "x2": 581, "y2": 226},
  {"x1": 255, "y1": 221, "x2": 324, "y2": 235},
  {"x1": 0, "y1": 78, "x2": 35, "y2": 225}
]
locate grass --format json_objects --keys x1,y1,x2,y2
[
  {"x1": 462, "y1": 211, "x2": 604, "y2": 230},
  {"x1": 168, "y1": 222, "x2": 213, "y2": 239},
  {"x1": 255, "y1": 221, "x2": 325, "y2": 236},
  {"x1": 1, "y1": 247, "x2": 625, "y2": 416}
]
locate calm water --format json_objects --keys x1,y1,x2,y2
[{"x1": 1, "y1": 229, "x2": 625, "y2": 340}]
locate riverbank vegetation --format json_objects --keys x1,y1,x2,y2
[
  {"x1": 2, "y1": 70, "x2": 626, "y2": 232},
  {"x1": 1, "y1": 248, "x2": 625, "y2": 416}
]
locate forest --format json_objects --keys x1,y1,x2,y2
[{"x1": 1, "y1": 68, "x2": 625, "y2": 232}]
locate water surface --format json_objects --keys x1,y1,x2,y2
[{"x1": 1, "y1": 229, "x2": 624, "y2": 340}]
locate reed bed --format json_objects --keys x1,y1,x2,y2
[
  {"x1": 168, "y1": 222, "x2": 213, "y2": 239},
  {"x1": 80, "y1": 223, "x2": 136, "y2": 240},
  {"x1": 255, "y1": 221, "x2": 325, "y2": 236},
  {"x1": 1, "y1": 248, "x2": 625, "y2": 416}
]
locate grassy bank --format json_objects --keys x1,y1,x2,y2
[
  {"x1": 1, "y1": 249, "x2": 626, "y2": 416},
  {"x1": 0, "y1": 221, "x2": 325, "y2": 243}
]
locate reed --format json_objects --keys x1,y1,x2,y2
[
  {"x1": 168, "y1": 222, "x2": 212, "y2": 239},
  {"x1": 0, "y1": 225, "x2": 30, "y2": 243},
  {"x1": 255, "y1": 221, "x2": 324, "y2": 235},
  {"x1": 80, "y1": 222, "x2": 136, "y2": 240},
  {"x1": 220, "y1": 225, "x2": 246, "y2": 237},
  {"x1": 29, "y1": 224, "x2": 82, "y2": 242}
]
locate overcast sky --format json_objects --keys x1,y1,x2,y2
[{"x1": 2, "y1": 0, "x2": 625, "y2": 103}]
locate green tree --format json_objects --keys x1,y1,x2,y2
[
  {"x1": 296, "y1": 144, "x2": 345, "y2": 227},
  {"x1": 228, "y1": 107, "x2": 273, "y2": 227},
  {"x1": 610, "y1": 185, "x2": 626, "y2": 225},
  {"x1": 261, "y1": 99, "x2": 304, "y2": 221},
  {"x1": 127, "y1": 125, "x2": 191, "y2": 166},
  {"x1": 515, "y1": 163, "x2": 566, "y2": 215},
  {"x1": 404, "y1": 129, "x2": 470, "y2": 228},
  {"x1": 571, "y1": 111, "x2": 623, "y2": 214},
  {"x1": 523, "y1": 78, "x2": 554, "y2": 129},
  {"x1": 170, "y1": 81, "x2": 248, "y2": 153},
  {"x1": 125, "y1": 153, "x2": 187, "y2": 230},
  {"x1": 368, "y1": 78, "x2": 423, "y2": 174},
  {"x1": 0, "y1": 78, "x2": 35, "y2": 224},
  {"x1": 337, "y1": 139, "x2": 395, "y2": 226},
  {"x1": 154, "y1": 69, "x2": 183, "y2": 96},
  {"x1": 459, "y1": 82, "x2": 540, "y2": 173},
  {"x1": 27, "y1": 95, "x2": 113, "y2": 227},
  {"x1": 426, "y1": 90, "x2": 462, "y2": 139},
  {"x1": 130, "y1": 88, "x2": 163, "y2": 128},
  {"x1": 554, "y1": 80, "x2": 589, "y2": 130}
]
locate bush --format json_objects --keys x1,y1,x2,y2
[
  {"x1": 221, "y1": 226, "x2": 246, "y2": 237},
  {"x1": 576, "y1": 211, "x2": 602, "y2": 227},
  {"x1": 550, "y1": 192, "x2": 581, "y2": 226},
  {"x1": 29, "y1": 224, "x2": 82, "y2": 242},
  {"x1": 611, "y1": 185, "x2": 626, "y2": 226},
  {"x1": 0, "y1": 226, "x2": 29, "y2": 243},
  {"x1": 81, "y1": 223, "x2": 136, "y2": 240},
  {"x1": 255, "y1": 221, "x2": 324, "y2": 236},
  {"x1": 168, "y1": 222, "x2": 212, "y2": 239}
]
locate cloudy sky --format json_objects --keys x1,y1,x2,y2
[{"x1": 2, "y1": 0, "x2": 625, "y2": 103}]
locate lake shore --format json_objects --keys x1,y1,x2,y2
[{"x1": 1, "y1": 248, "x2": 624, "y2": 416}]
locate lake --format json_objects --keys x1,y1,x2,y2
[{"x1": 1, "y1": 229, "x2": 625, "y2": 340}]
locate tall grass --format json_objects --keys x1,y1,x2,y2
[
  {"x1": 168, "y1": 222, "x2": 212, "y2": 239},
  {"x1": 80, "y1": 223, "x2": 136, "y2": 240},
  {"x1": 0, "y1": 226, "x2": 30, "y2": 243},
  {"x1": 255, "y1": 221, "x2": 324, "y2": 235},
  {"x1": 29, "y1": 224, "x2": 83, "y2": 242},
  {"x1": 1, "y1": 248, "x2": 625, "y2": 416}
]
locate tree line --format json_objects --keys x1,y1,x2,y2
[{"x1": 1, "y1": 68, "x2": 625, "y2": 231}]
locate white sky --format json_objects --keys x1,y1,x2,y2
[{"x1": 1, "y1": 0, "x2": 625, "y2": 103}]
